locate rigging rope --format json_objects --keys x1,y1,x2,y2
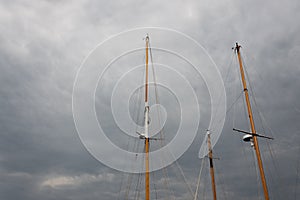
[
  {"x1": 149, "y1": 41, "x2": 175, "y2": 200},
  {"x1": 210, "y1": 53, "x2": 235, "y2": 129},
  {"x1": 296, "y1": 147, "x2": 300, "y2": 200},
  {"x1": 213, "y1": 154, "x2": 228, "y2": 200},
  {"x1": 133, "y1": 172, "x2": 142, "y2": 200},
  {"x1": 232, "y1": 54, "x2": 239, "y2": 129},
  {"x1": 232, "y1": 52, "x2": 263, "y2": 199},
  {"x1": 242, "y1": 53, "x2": 286, "y2": 200},
  {"x1": 122, "y1": 55, "x2": 147, "y2": 200},
  {"x1": 252, "y1": 147, "x2": 262, "y2": 200},
  {"x1": 240, "y1": 51, "x2": 294, "y2": 199},
  {"x1": 194, "y1": 158, "x2": 206, "y2": 200},
  {"x1": 149, "y1": 40, "x2": 181, "y2": 200},
  {"x1": 117, "y1": 168, "x2": 125, "y2": 200},
  {"x1": 202, "y1": 161, "x2": 208, "y2": 200},
  {"x1": 151, "y1": 172, "x2": 159, "y2": 200},
  {"x1": 175, "y1": 159, "x2": 195, "y2": 198}
]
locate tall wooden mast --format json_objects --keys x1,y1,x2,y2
[
  {"x1": 144, "y1": 35, "x2": 150, "y2": 200},
  {"x1": 207, "y1": 131, "x2": 217, "y2": 200},
  {"x1": 234, "y1": 43, "x2": 270, "y2": 200}
]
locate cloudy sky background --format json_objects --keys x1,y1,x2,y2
[{"x1": 0, "y1": 0, "x2": 300, "y2": 199}]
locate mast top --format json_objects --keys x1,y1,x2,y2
[
  {"x1": 206, "y1": 130, "x2": 211, "y2": 135},
  {"x1": 233, "y1": 42, "x2": 241, "y2": 53},
  {"x1": 145, "y1": 34, "x2": 149, "y2": 41}
]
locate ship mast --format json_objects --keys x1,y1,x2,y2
[
  {"x1": 144, "y1": 35, "x2": 150, "y2": 200},
  {"x1": 207, "y1": 131, "x2": 217, "y2": 200},
  {"x1": 234, "y1": 43, "x2": 270, "y2": 200}
]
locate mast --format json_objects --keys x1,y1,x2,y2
[
  {"x1": 234, "y1": 43, "x2": 270, "y2": 200},
  {"x1": 144, "y1": 35, "x2": 150, "y2": 200},
  {"x1": 207, "y1": 131, "x2": 217, "y2": 200}
]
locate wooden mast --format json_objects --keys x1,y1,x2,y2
[
  {"x1": 234, "y1": 43, "x2": 270, "y2": 200},
  {"x1": 144, "y1": 35, "x2": 150, "y2": 200},
  {"x1": 207, "y1": 131, "x2": 217, "y2": 200}
]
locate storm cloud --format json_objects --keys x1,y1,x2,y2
[{"x1": 0, "y1": 0, "x2": 299, "y2": 199}]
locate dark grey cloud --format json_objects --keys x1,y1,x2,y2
[{"x1": 0, "y1": 0, "x2": 299, "y2": 199}]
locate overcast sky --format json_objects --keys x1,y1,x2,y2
[{"x1": 0, "y1": 0, "x2": 300, "y2": 199}]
